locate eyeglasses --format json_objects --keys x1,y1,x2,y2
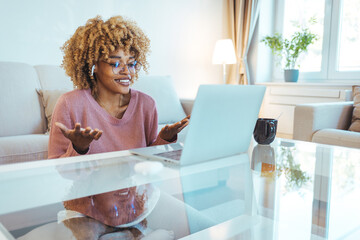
[{"x1": 104, "y1": 60, "x2": 142, "y2": 74}]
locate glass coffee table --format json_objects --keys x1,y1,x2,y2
[{"x1": 0, "y1": 138, "x2": 359, "y2": 239}]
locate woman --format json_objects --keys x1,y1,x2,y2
[
  {"x1": 60, "y1": 170, "x2": 173, "y2": 240},
  {"x1": 48, "y1": 15, "x2": 189, "y2": 159}
]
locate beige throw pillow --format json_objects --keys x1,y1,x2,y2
[
  {"x1": 349, "y1": 85, "x2": 360, "y2": 132},
  {"x1": 37, "y1": 89, "x2": 69, "y2": 133}
]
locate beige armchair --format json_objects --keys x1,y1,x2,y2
[{"x1": 293, "y1": 101, "x2": 360, "y2": 148}]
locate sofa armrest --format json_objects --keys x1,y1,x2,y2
[
  {"x1": 293, "y1": 101, "x2": 354, "y2": 142},
  {"x1": 180, "y1": 98, "x2": 195, "y2": 116}
]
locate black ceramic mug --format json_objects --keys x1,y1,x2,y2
[{"x1": 253, "y1": 118, "x2": 278, "y2": 144}]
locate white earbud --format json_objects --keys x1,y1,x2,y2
[{"x1": 91, "y1": 65, "x2": 95, "y2": 76}]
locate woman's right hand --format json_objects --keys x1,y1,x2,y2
[{"x1": 55, "y1": 122, "x2": 103, "y2": 154}]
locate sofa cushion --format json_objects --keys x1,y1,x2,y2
[
  {"x1": 0, "y1": 134, "x2": 49, "y2": 164},
  {"x1": 37, "y1": 89, "x2": 69, "y2": 132},
  {"x1": 34, "y1": 65, "x2": 73, "y2": 90},
  {"x1": 132, "y1": 76, "x2": 186, "y2": 124},
  {"x1": 312, "y1": 128, "x2": 360, "y2": 149},
  {"x1": 0, "y1": 62, "x2": 45, "y2": 136},
  {"x1": 349, "y1": 85, "x2": 360, "y2": 132}
]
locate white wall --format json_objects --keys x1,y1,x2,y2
[{"x1": 0, "y1": 0, "x2": 229, "y2": 98}]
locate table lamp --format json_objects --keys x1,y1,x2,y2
[{"x1": 212, "y1": 39, "x2": 237, "y2": 84}]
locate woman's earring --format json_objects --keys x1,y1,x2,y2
[{"x1": 91, "y1": 65, "x2": 95, "y2": 76}]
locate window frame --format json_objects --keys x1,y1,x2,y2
[{"x1": 273, "y1": 0, "x2": 360, "y2": 81}]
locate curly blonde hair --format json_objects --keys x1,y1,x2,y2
[{"x1": 61, "y1": 15, "x2": 150, "y2": 95}]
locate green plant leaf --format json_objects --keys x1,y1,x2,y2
[{"x1": 261, "y1": 18, "x2": 319, "y2": 70}]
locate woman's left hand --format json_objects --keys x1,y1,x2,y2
[{"x1": 159, "y1": 115, "x2": 190, "y2": 142}]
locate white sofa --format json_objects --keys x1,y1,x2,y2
[
  {"x1": 293, "y1": 101, "x2": 360, "y2": 148},
  {"x1": 0, "y1": 61, "x2": 193, "y2": 165}
]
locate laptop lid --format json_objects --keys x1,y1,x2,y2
[
  {"x1": 130, "y1": 85, "x2": 265, "y2": 165},
  {"x1": 179, "y1": 84, "x2": 265, "y2": 165}
]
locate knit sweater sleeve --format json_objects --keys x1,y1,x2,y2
[{"x1": 48, "y1": 94, "x2": 85, "y2": 159}]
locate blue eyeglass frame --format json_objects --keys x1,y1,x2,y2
[{"x1": 106, "y1": 60, "x2": 141, "y2": 74}]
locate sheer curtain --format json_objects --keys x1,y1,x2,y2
[{"x1": 227, "y1": 0, "x2": 261, "y2": 85}]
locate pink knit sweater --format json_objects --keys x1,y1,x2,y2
[{"x1": 48, "y1": 89, "x2": 170, "y2": 159}]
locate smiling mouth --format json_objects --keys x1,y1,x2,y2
[
  {"x1": 117, "y1": 189, "x2": 129, "y2": 196},
  {"x1": 115, "y1": 79, "x2": 130, "y2": 83},
  {"x1": 114, "y1": 78, "x2": 132, "y2": 85}
]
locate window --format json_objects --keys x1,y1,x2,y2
[{"x1": 274, "y1": 0, "x2": 360, "y2": 81}]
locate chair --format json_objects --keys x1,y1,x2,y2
[{"x1": 293, "y1": 101, "x2": 360, "y2": 148}]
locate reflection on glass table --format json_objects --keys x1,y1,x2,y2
[
  {"x1": 249, "y1": 139, "x2": 360, "y2": 240},
  {"x1": 0, "y1": 139, "x2": 360, "y2": 239},
  {"x1": 0, "y1": 153, "x2": 255, "y2": 240},
  {"x1": 17, "y1": 186, "x2": 184, "y2": 240}
]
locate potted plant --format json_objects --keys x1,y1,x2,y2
[{"x1": 261, "y1": 18, "x2": 319, "y2": 82}]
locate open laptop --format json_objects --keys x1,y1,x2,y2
[{"x1": 130, "y1": 84, "x2": 265, "y2": 165}]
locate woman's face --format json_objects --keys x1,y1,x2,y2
[
  {"x1": 89, "y1": 187, "x2": 144, "y2": 226},
  {"x1": 94, "y1": 48, "x2": 136, "y2": 96}
]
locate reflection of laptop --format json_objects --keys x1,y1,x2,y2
[{"x1": 130, "y1": 85, "x2": 265, "y2": 165}]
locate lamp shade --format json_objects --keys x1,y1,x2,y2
[{"x1": 212, "y1": 39, "x2": 237, "y2": 64}]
